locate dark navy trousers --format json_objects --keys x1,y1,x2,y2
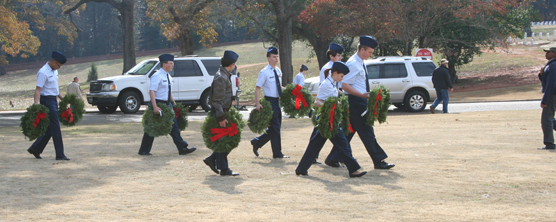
[
  {"x1": 296, "y1": 127, "x2": 361, "y2": 174},
  {"x1": 138, "y1": 101, "x2": 188, "y2": 154},
  {"x1": 28, "y1": 96, "x2": 65, "y2": 158},
  {"x1": 326, "y1": 95, "x2": 388, "y2": 164},
  {"x1": 251, "y1": 96, "x2": 283, "y2": 157},
  {"x1": 206, "y1": 107, "x2": 230, "y2": 170}
]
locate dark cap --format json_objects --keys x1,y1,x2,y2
[
  {"x1": 51, "y1": 51, "x2": 67, "y2": 64},
  {"x1": 329, "y1": 43, "x2": 344, "y2": 54},
  {"x1": 360, "y1": 36, "x2": 378, "y2": 49},
  {"x1": 332, "y1": 61, "x2": 350, "y2": 75},
  {"x1": 223, "y1": 50, "x2": 239, "y2": 62},
  {"x1": 544, "y1": 47, "x2": 556, "y2": 53},
  {"x1": 267, "y1": 47, "x2": 278, "y2": 55},
  {"x1": 158, "y1": 54, "x2": 174, "y2": 63},
  {"x1": 301, "y1": 64, "x2": 308, "y2": 71}
]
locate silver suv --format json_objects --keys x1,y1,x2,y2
[{"x1": 304, "y1": 56, "x2": 437, "y2": 112}]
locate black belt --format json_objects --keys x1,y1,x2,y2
[
  {"x1": 40, "y1": 95, "x2": 57, "y2": 98},
  {"x1": 155, "y1": 99, "x2": 169, "y2": 104}
]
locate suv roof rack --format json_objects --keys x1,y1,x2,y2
[
  {"x1": 182, "y1": 55, "x2": 198, "y2": 57},
  {"x1": 372, "y1": 56, "x2": 430, "y2": 62}
]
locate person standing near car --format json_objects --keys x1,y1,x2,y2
[
  {"x1": 538, "y1": 47, "x2": 556, "y2": 150},
  {"x1": 250, "y1": 47, "x2": 288, "y2": 158},
  {"x1": 203, "y1": 50, "x2": 240, "y2": 176},
  {"x1": 137, "y1": 54, "x2": 196, "y2": 156},
  {"x1": 430, "y1": 59, "x2": 453, "y2": 114},
  {"x1": 320, "y1": 43, "x2": 344, "y2": 86},
  {"x1": 324, "y1": 36, "x2": 395, "y2": 170},
  {"x1": 67, "y1": 76, "x2": 83, "y2": 101},
  {"x1": 293, "y1": 64, "x2": 308, "y2": 87},
  {"x1": 27, "y1": 51, "x2": 70, "y2": 160}
]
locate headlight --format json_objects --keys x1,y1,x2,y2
[{"x1": 101, "y1": 83, "x2": 116, "y2": 91}]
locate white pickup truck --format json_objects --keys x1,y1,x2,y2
[{"x1": 86, "y1": 56, "x2": 240, "y2": 114}]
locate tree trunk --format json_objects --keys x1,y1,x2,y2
[
  {"x1": 275, "y1": 3, "x2": 293, "y2": 86},
  {"x1": 119, "y1": 0, "x2": 136, "y2": 74},
  {"x1": 178, "y1": 28, "x2": 194, "y2": 56}
]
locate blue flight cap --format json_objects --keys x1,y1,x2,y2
[
  {"x1": 301, "y1": 64, "x2": 308, "y2": 71},
  {"x1": 360, "y1": 35, "x2": 378, "y2": 49},
  {"x1": 223, "y1": 50, "x2": 239, "y2": 62},
  {"x1": 158, "y1": 54, "x2": 174, "y2": 63},
  {"x1": 328, "y1": 43, "x2": 344, "y2": 54},
  {"x1": 51, "y1": 51, "x2": 67, "y2": 64},
  {"x1": 267, "y1": 47, "x2": 278, "y2": 55},
  {"x1": 332, "y1": 61, "x2": 350, "y2": 75}
]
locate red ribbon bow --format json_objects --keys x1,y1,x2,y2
[
  {"x1": 32, "y1": 111, "x2": 47, "y2": 128},
  {"x1": 174, "y1": 108, "x2": 181, "y2": 118},
  {"x1": 61, "y1": 108, "x2": 74, "y2": 123},
  {"x1": 292, "y1": 85, "x2": 308, "y2": 110},
  {"x1": 210, "y1": 122, "x2": 238, "y2": 142},
  {"x1": 373, "y1": 89, "x2": 382, "y2": 117},
  {"x1": 329, "y1": 103, "x2": 337, "y2": 131},
  {"x1": 347, "y1": 109, "x2": 354, "y2": 133}
]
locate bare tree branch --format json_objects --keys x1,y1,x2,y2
[{"x1": 231, "y1": 2, "x2": 278, "y2": 42}]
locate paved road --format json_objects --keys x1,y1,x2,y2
[{"x1": 0, "y1": 101, "x2": 541, "y2": 127}]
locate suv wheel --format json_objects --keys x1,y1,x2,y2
[
  {"x1": 98, "y1": 105, "x2": 117, "y2": 114},
  {"x1": 119, "y1": 91, "x2": 141, "y2": 114},
  {"x1": 404, "y1": 91, "x2": 426, "y2": 112},
  {"x1": 200, "y1": 91, "x2": 211, "y2": 112}
]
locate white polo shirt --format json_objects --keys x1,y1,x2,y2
[
  {"x1": 149, "y1": 69, "x2": 172, "y2": 101},
  {"x1": 256, "y1": 64, "x2": 282, "y2": 98},
  {"x1": 317, "y1": 76, "x2": 339, "y2": 101},
  {"x1": 342, "y1": 54, "x2": 367, "y2": 94},
  {"x1": 36, "y1": 63, "x2": 60, "y2": 96}
]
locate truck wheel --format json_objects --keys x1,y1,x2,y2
[
  {"x1": 119, "y1": 91, "x2": 141, "y2": 114},
  {"x1": 404, "y1": 91, "x2": 426, "y2": 112},
  {"x1": 200, "y1": 91, "x2": 211, "y2": 112},
  {"x1": 97, "y1": 105, "x2": 117, "y2": 114}
]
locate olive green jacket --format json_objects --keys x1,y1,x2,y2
[{"x1": 209, "y1": 66, "x2": 233, "y2": 121}]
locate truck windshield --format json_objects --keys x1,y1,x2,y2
[{"x1": 127, "y1": 61, "x2": 157, "y2": 75}]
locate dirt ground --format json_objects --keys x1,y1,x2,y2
[{"x1": 1, "y1": 109, "x2": 555, "y2": 221}]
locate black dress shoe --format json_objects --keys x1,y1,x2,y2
[
  {"x1": 138, "y1": 152, "x2": 152, "y2": 155},
  {"x1": 374, "y1": 161, "x2": 395, "y2": 169},
  {"x1": 538, "y1": 147, "x2": 556, "y2": 150},
  {"x1": 273, "y1": 155, "x2": 290, "y2": 159},
  {"x1": 27, "y1": 149, "x2": 42, "y2": 159},
  {"x1": 220, "y1": 169, "x2": 239, "y2": 176},
  {"x1": 251, "y1": 142, "x2": 260, "y2": 157},
  {"x1": 349, "y1": 171, "x2": 367, "y2": 178},
  {"x1": 312, "y1": 159, "x2": 322, "y2": 164},
  {"x1": 203, "y1": 158, "x2": 219, "y2": 174},
  {"x1": 179, "y1": 147, "x2": 196, "y2": 155},
  {"x1": 56, "y1": 156, "x2": 70, "y2": 161},
  {"x1": 325, "y1": 159, "x2": 341, "y2": 167},
  {"x1": 295, "y1": 171, "x2": 308, "y2": 176}
]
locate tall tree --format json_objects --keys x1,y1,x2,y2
[
  {"x1": 145, "y1": 0, "x2": 217, "y2": 56},
  {"x1": 64, "y1": 0, "x2": 137, "y2": 73}
]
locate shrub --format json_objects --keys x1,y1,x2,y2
[{"x1": 87, "y1": 62, "x2": 98, "y2": 82}]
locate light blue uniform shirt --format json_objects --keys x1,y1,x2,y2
[
  {"x1": 36, "y1": 63, "x2": 60, "y2": 96},
  {"x1": 149, "y1": 69, "x2": 172, "y2": 101},
  {"x1": 317, "y1": 76, "x2": 339, "y2": 101},
  {"x1": 342, "y1": 54, "x2": 367, "y2": 95},
  {"x1": 256, "y1": 64, "x2": 282, "y2": 98},
  {"x1": 293, "y1": 72, "x2": 305, "y2": 87},
  {"x1": 319, "y1": 61, "x2": 333, "y2": 85}
]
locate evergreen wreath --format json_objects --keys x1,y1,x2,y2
[
  {"x1": 20, "y1": 104, "x2": 50, "y2": 141},
  {"x1": 280, "y1": 83, "x2": 313, "y2": 118},
  {"x1": 173, "y1": 102, "x2": 189, "y2": 131},
  {"x1": 339, "y1": 94, "x2": 352, "y2": 135},
  {"x1": 311, "y1": 107, "x2": 319, "y2": 127},
  {"x1": 315, "y1": 97, "x2": 343, "y2": 139},
  {"x1": 201, "y1": 107, "x2": 245, "y2": 153},
  {"x1": 248, "y1": 98, "x2": 273, "y2": 134},
  {"x1": 142, "y1": 103, "x2": 174, "y2": 137},
  {"x1": 366, "y1": 85, "x2": 391, "y2": 126},
  {"x1": 58, "y1": 93, "x2": 85, "y2": 126}
]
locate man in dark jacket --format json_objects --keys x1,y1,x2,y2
[
  {"x1": 430, "y1": 59, "x2": 453, "y2": 114},
  {"x1": 538, "y1": 47, "x2": 556, "y2": 150}
]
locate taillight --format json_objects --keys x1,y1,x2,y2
[{"x1": 235, "y1": 77, "x2": 239, "y2": 87}]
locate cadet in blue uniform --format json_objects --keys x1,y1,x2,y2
[
  {"x1": 203, "y1": 50, "x2": 240, "y2": 176},
  {"x1": 138, "y1": 54, "x2": 196, "y2": 156},
  {"x1": 27, "y1": 51, "x2": 70, "y2": 160},
  {"x1": 319, "y1": 43, "x2": 344, "y2": 85},
  {"x1": 293, "y1": 64, "x2": 308, "y2": 86},
  {"x1": 325, "y1": 36, "x2": 395, "y2": 170},
  {"x1": 251, "y1": 47, "x2": 288, "y2": 158},
  {"x1": 538, "y1": 47, "x2": 556, "y2": 150},
  {"x1": 295, "y1": 62, "x2": 366, "y2": 178}
]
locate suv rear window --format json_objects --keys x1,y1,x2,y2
[
  {"x1": 383, "y1": 64, "x2": 407, "y2": 78},
  {"x1": 174, "y1": 60, "x2": 203, "y2": 77},
  {"x1": 412, "y1": 62, "x2": 436, "y2": 77},
  {"x1": 201, "y1": 59, "x2": 221, "y2": 76},
  {"x1": 366, "y1": 65, "x2": 380, "y2": 79}
]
